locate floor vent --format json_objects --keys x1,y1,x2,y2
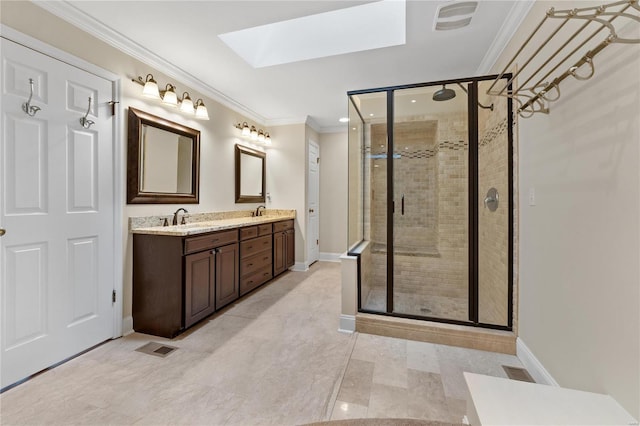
[
  {"x1": 135, "y1": 342, "x2": 178, "y2": 358},
  {"x1": 503, "y1": 365, "x2": 535, "y2": 383}
]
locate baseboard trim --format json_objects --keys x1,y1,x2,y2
[
  {"x1": 122, "y1": 316, "x2": 134, "y2": 336},
  {"x1": 516, "y1": 337, "x2": 559, "y2": 386},
  {"x1": 339, "y1": 315, "x2": 356, "y2": 333},
  {"x1": 319, "y1": 252, "x2": 342, "y2": 262},
  {"x1": 291, "y1": 262, "x2": 309, "y2": 272}
]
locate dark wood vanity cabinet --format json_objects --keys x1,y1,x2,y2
[
  {"x1": 133, "y1": 219, "x2": 294, "y2": 338},
  {"x1": 133, "y1": 229, "x2": 239, "y2": 338},
  {"x1": 273, "y1": 220, "x2": 295, "y2": 276},
  {"x1": 239, "y1": 223, "x2": 273, "y2": 296}
]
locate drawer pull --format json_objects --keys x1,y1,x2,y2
[
  {"x1": 248, "y1": 263, "x2": 253, "y2": 267},
  {"x1": 248, "y1": 280, "x2": 254, "y2": 285},
  {"x1": 263, "y1": 256, "x2": 269, "y2": 260},
  {"x1": 263, "y1": 272, "x2": 270, "y2": 276},
  {"x1": 247, "y1": 245, "x2": 253, "y2": 250}
]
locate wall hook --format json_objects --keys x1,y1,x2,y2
[
  {"x1": 79, "y1": 97, "x2": 95, "y2": 129},
  {"x1": 22, "y1": 78, "x2": 41, "y2": 117}
]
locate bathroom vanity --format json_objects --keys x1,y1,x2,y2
[{"x1": 132, "y1": 215, "x2": 295, "y2": 338}]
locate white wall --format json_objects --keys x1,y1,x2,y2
[
  {"x1": 495, "y1": 1, "x2": 640, "y2": 418},
  {"x1": 319, "y1": 131, "x2": 348, "y2": 255}
]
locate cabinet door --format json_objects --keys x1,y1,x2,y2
[
  {"x1": 216, "y1": 243, "x2": 239, "y2": 309},
  {"x1": 273, "y1": 231, "x2": 286, "y2": 276},
  {"x1": 184, "y1": 250, "x2": 216, "y2": 328},
  {"x1": 285, "y1": 230, "x2": 295, "y2": 269}
]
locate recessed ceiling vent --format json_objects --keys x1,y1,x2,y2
[{"x1": 434, "y1": 1, "x2": 478, "y2": 31}]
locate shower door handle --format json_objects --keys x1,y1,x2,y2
[{"x1": 401, "y1": 194, "x2": 405, "y2": 215}]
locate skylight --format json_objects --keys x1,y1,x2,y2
[{"x1": 218, "y1": 0, "x2": 406, "y2": 68}]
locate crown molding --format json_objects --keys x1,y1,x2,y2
[
  {"x1": 321, "y1": 125, "x2": 348, "y2": 134},
  {"x1": 265, "y1": 117, "x2": 308, "y2": 127},
  {"x1": 33, "y1": 0, "x2": 268, "y2": 124},
  {"x1": 475, "y1": 0, "x2": 535, "y2": 75}
]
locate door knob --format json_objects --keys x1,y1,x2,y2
[
  {"x1": 309, "y1": 209, "x2": 314, "y2": 213},
  {"x1": 0, "y1": 228, "x2": 5, "y2": 237}
]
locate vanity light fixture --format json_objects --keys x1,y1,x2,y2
[
  {"x1": 161, "y1": 84, "x2": 178, "y2": 107},
  {"x1": 234, "y1": 121, "x2": 271, "y2": 145},
  {"x1": 132, "y1": 73, "x2": 210, "y2": 120},
  {"x1": 194, "y1": 99, "x2": 209, "y2": 120},
  {"x1": 138, "y1": 74, "x2": 160, "y2": 99},
  {"x1": 180, "y1": 92, "x2": 194, "y2": 114}
]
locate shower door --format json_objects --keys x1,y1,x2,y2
[{"x1": 391, "y1": 85, "x2": 470, "y2": 321}]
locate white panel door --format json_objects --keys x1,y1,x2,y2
[
  {"x1": 308, "y1": 141, "x2": 319, "y2": 265},
  {"x1": 1, "y1": 39, "x2": 115, "y2": 388}
]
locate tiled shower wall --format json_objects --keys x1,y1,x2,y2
[
  {"x1": 363, "y1": 114, "x2": 470, "y2": 321},
  {"x1": 477, "y1": 95, "x2": 510, "y2": 326}
]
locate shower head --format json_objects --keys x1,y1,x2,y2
[{"x1": 433, "y1": 85, "x2": 456, "y2": 102}]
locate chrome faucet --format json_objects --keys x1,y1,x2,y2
[
  {"x1": 172, "y1": 208, "x2": 188, "y2": 225},
  {"x1": 255, "y1": 205, "x2": 266, "y2": 217}
]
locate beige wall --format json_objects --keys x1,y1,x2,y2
[
  {"x1": 319, "y1": 131, "x2": 348, "y2": 255},
  {"x1": 267, "y1": 123, "x2": 307, "y2": 265},
  {"x1": 0, "y1": 2, "x2": 307, "y2": 325},
  {"x1": 495, "y1": 1, "x2": 640, "y2": 418}
]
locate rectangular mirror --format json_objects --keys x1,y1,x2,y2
[
  {"x1": 235, "y1": 144, "x2": 265, "y2": 203},
  {"x1": 127, "y1": 107, "x2": 200, "y2": 204}
]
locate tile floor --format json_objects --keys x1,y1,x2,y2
[{"x1": 0, "y1": 262, "x2": 524, "y2": 425}]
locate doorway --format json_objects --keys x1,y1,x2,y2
[
  {"x1": 308, "y1": 140, "x2": 320, "y2": 266},
  {"x1": 0, "y1": 35, "x2": 120, "y2": 388}
]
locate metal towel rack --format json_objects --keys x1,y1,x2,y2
[{"x1": 488, "y1": 0, "x2": 640, "y2": 118}]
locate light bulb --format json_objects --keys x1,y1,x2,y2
[
  {"x1": 180, "y1": 92, "x2": 194, "y2": 114},
  {"x1": 162, "y1": 84, "x2": 178, "y2": 107},
  {"x1": 194, "y1": 99, "x2": 209, "y2": 120}
]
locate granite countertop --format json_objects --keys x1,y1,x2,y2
[{"x1": 131, "y1": 214, "x2": 295, "y2": 237}]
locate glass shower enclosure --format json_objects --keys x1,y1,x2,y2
[{"x1": 348, "y1": 75, "x2": 513, "y2": 330}]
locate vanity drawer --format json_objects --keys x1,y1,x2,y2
[
  {"x1": 241, "y1": 250, "x2": 272, "y2": 277},
  {"x1": 239, "y1": 226, "x2": 258, "y2": 241},
  {"x1": 184, "y1": 230, "x2": 238, "y2": 254},
  {"x1": 240, "y1": 235, "x2": 272, "y2": 258},
  {"x1": 240, "y1": 265, "x2": 273, "y2": 296},
  {"x1": 273, "y1": 220, "x2": 294, "y2": 233},
  {"x1": 258, "y1": 223, "x2": 272, "y2": 235}
]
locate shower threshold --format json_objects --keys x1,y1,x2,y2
[{"x1": 356, "y1": 313, "x2": 516, "y2": 354}]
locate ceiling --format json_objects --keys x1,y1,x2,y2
[{"x1": 39, "y1": 1, "x2": 533, "y2": 132}]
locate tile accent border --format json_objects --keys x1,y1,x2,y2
[
  {"x1": 516, "y1": 337, "x2": 559, "y2": 387},
  {"x1": 356, "y1": 313, "x2": 516, "y2": 355}
]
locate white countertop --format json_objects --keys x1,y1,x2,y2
[
  {"x1": 131, "y1": 215, "x2": 295, "y2": 236},
  {"x1": 464, "y1": 372, "x2": 637, "y2": 425}
]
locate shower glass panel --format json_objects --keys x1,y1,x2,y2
[
  {"x1": 350, "y1": 92, "x2": 388, "y2": 313},
  {"x1": 392, "y1": 85, "x2": 469, "y2": 320},
  {"x1": 477, "y1": 79, "x2": 511, "y2": 327},
  {"x1": 347, "y1": 75, "x2": 513, "y2": 330}
]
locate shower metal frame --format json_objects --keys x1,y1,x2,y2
[{"x1": 348, "y1": 73, "x2": 514, "y2": 331}]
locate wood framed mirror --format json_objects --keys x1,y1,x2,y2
[
  {"x1": 127, "y1": 107, "x2": 200, "y2": 204},
  {"x1": 235, "y1": 144, "x2": 266, "y2": 203}
]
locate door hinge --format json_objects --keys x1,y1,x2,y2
[
  {"x1": 316, "y1": 239, "x2": 319, "y2": 245},
  {"x1": 112, "y1": 290, "x2": 116, "y2": 303},
  {"x1": 316, "y1": 157, "x2": 320, "y2": 164}
]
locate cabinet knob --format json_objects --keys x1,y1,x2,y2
[{"x1": 0, "y1": 228, "x2": 5, "y2": 237}]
